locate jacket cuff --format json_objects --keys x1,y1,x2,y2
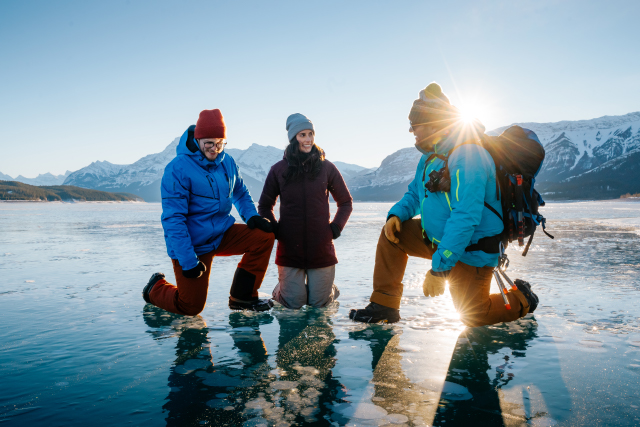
[
  {"x1": 429, "y1": 269, "x2": 450, "y2": 278},
  {"x1": 431, "y1": 248, "x2": 456, "y2": 272},
  {"x1": 180, "y1": 256, "x2": 199, "y2": 271}
]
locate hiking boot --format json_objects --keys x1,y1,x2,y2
[
  {"x1": 515, "y1": 279, "x2": 538, "y2": 313},
  {"x1": 349, "y1": 302, "x2": 400, "y2": 324},
  {"x1": 229, "y1": 298, "x2": 274, "y2": 312},
  {"x1": 143, "y1": 272, "x2": 165, "y2": 304}
]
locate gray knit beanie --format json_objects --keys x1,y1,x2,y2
[
  {"x1": 408, "y1": 82, "x2": 460, "y2": 128},
  {"x1": 286, "y1": 113, "x2": 314, "y2": 142}
]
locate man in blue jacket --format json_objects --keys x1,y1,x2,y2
[
  {"x1": 349, "y1": 83, "x2": 538, "y2": 326},
  {"x1": 143, "y1": 109, "x2": 276, "y2": 315}
]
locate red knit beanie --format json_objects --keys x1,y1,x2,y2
[{"x1": 194, "y1": 109, "x2": 227, "y2": 139}]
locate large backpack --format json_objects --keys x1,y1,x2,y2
[{"x1": 428, "y1": 125, "x2": 554, "y2": 257}]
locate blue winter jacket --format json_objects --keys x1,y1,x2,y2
[
  {"x1": 388, "y1": 133, "x2": 503, "y2": 272},
  {"x1": 161, "y1": 126, "x2": 258, "y2": 270}
]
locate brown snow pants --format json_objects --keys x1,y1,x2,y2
[
  {"x1": 369, "y1": 219, "x2": 530, "y2": 327},
  {"x1": 149, "y1": 224, "x2": 275, "y2": 316}
]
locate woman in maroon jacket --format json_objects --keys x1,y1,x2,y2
[{"x1": 258, "y1": 113, "x2": 353, "y2": 309}]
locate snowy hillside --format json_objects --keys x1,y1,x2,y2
[
  {"x1": 347, "y1": 147, "x2": 422, "y2": 201},
  {"x1": 0, "y1": 171, "x2": 72, "y2": 186},
  {"x1": 226, "y1": 144, "x2": 284, "y2": 183},
  {"x1": 63, "y1": 139, "x2": 367, "y2": 202},
  {"x1": 347, "y1": 111, "x2": 640, "y2": 201},
  {"x1": 488, "y1": 112, "x2": 640, "y2": 184}
]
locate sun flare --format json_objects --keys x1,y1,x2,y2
[{"x1": 459, "y1": 104, "x2": 482, "y2": 124}]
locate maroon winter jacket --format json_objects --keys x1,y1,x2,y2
[{"x1": 258, "y1": 159, "x2": 353, "y2": 269}]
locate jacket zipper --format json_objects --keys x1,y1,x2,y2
[{"x1": 302, "y1": 176, "x2": 307, "y2": 269}]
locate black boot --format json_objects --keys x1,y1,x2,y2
[
  {"x1": 349, "y1": 302, "x2": 400, "y2": 324},
  {"x1": 143, "y1": 272, "x2": 165, "y2": 304},
  {"x1": 228, "y1": 267, "x2": 273, "y2": 312},
  {"x1": 229, "y1": 297, "x2": 274, "y2": 312},
  {"x1": 515, "y1": 279, "x2": 539, "y2": 313}
]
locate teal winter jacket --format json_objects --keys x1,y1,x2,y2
[
  {"x1": 161, "y1": 126, "x2": 258, "y2": 270},
  {"x1": 388, "y1": 134, "x2": 503, "y2": 272}
]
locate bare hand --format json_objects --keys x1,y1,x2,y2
[{"x1": 384, "y1": 216, "x2": 402, "y2": 244}]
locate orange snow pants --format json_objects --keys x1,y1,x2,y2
[
  {"x1": 369, "y1": 219, "x2": 530, "y2": 327},
  {"x1": 149, "y1": 224, "x2": 275, "y2": 316}
]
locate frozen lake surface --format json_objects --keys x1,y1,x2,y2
[{"x1": 1, "y1": 201, "x2": 640, "y2": 426}]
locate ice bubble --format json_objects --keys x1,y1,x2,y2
[
  {"x1": 339, "y1": 368, "x2": 371, "y2": 378},
  {"x1": 232, "y1": 327, "x2": 256, "y2": 332},
  {"x1": 399, "y1": 344, "x2": 421, "y2": 352},
  {"x1": 579, "y1": 339, "x2": 603, "y2": 347},
  {"x1": 337, "y1": 402, "x2": 387, "y2": 419},
  {"x1": 293, "y1": 366, "x2": 320, "y2": 375},
  {"x1": 628, "y1": 341, "x2": 640, "y2": 347},
  {"x1": 243, "y1": 417, "x2": 269, "y2": 427},
  {"x1": 55, "y1": 382, "x2": 69, "y2": 386},
  {"x1": 303, "y1": 388, "x2": 321, "y2": 398},
  {"x1": 174, "y1": 358, "x2": 210, "y2": 374},
  {"x1": 530, "y1": 416, "x2": 558, "y2": 426},
  {"x1": 209, "y1": 326, "x2": 227, "y2": 330},
  {"x1": 206, "y1": 399, "x2": 228, "y2": 408},
  {"x1": 385, "y1": 413, "x2": 409, "y2": 424},
  {"x1": 25, "y1": 280, "x2": 35, "y2": 283},
  {"x1": 577, "y1": 339, "x2": 607, "y2": 352},
  {"x1": 418, "y1": 378, "x2": 472, "y2": 401},
  {"x1": 202, "y1": 372, "x2": 256, "y2": 387},
  {"x1": 271, "y1": 381, "x2": 299, "y2": 390}
]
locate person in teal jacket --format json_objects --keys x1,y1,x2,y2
[{"x1": 350, "y1": 83, "x2": 538, "y2": 326}]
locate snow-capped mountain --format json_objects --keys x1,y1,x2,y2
[
  {"x1": 332, "y1": 162, "x2": 376, "y2": 180},
  {"x1": 64, "y1": 138, "x2": 180, "y2": 202},
  {"x1": 226, "y1": 144, "x2": 284, "y2": 182},
  {"x1": 17, "y1": 111, "x2": 640, "y2": 202},
  {"x1": 0, "y1": 171, "x2": 72, "y2": 186},
  {"x1": 347, "y1": 112, "x2": 640, "y2": 201},
  {"x1": 488, "y1": 112, "x2": 640, "y2": 198},
  {"x1": 63, "y1": 139, "x2": 367, "y2": 202},
  {"x1": 347, "y1": 147, "x2": 422, "y2": 201}
]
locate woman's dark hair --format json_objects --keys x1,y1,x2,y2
[{"x1": 284, "y1": 138, "x2": 325, "y2": 182}]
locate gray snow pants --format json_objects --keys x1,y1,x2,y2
[{"x1": 272, "y1": 265, "x2": 340, "y2": 309}]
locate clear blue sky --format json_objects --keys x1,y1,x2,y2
[{"x1": 1, "y1": 0, "x2": 639, "y2": 177}]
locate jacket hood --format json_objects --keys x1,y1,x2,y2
[{"x1": 176, "y1": 125, "x2": 225, "y2": 169}]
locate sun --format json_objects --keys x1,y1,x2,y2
[
  {"x1": 459, "y1": 104, "x2": 481, "y2": 124},
  {"x1": 457, "y1": 98, "x2": 492, "y2": 127}
]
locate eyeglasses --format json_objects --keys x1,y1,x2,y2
[{"x1": 201, "y1": 140, "x2": 227, "y2": 149}]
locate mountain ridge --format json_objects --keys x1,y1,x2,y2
[{"x1": 5, "y1": 111, "x2": 639, "y2": 202}]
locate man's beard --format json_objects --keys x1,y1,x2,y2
[{"x1": 201, "y1": 149, "x2": 220, "y2": 161}]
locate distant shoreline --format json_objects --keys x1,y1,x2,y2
[{"x1": 0, "y1": 199, "x2": 145, "y2": 203}]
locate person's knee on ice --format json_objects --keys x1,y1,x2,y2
[
  {"x1": 258, "y1": 113, "x2": 352, "y2": 310},
  {"x1": 180, "y1": 301, "x2": 207, "y2": 317},
  {"x1": 145, "y1": 108, "x2": 276, "y2": 314}
]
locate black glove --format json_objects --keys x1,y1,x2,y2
[
  {"x1": 182, "y1": 261, "x2": 206, "y2": 279},
  {"x1": 330, "y1": 223, "x2": 341, "y2": 239},
  {"x1": 272, "y1": 222, "x2": 279, "y2": 239},
  {"x1": 247, "y1": 215, "x2": 274, "y2": 233}
]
